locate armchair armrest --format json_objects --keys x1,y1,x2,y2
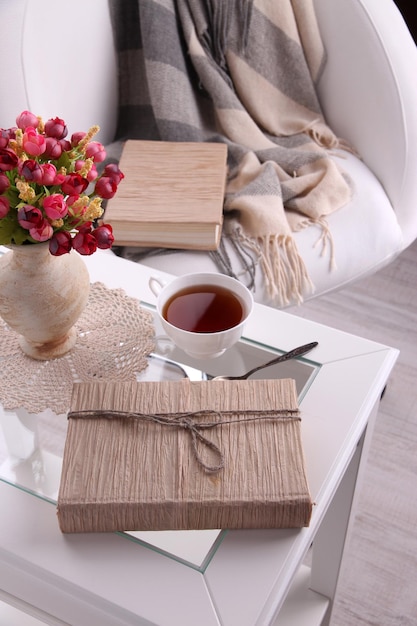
[{"x1": 314, "y1": 0, "x2": 417, "y2": 247}]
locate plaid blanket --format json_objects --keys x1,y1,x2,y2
[{"x1": 108, "y1": 0, "x2": 352, "y2": 305}]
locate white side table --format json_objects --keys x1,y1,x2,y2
[{"x1": 0, "y1": 250, "x2": 398, "y2": 626}]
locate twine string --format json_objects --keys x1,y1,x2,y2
[{"x1": 68, "y1": 408, "x2": 300, "y2": 473}]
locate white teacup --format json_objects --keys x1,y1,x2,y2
[{"x1": 149, "y1": 272, "x2": 253, "y2": 359}]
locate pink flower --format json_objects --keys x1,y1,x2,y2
[
  {"x1": 39, "y1": 164, "x2": 65, "y2": 186},
  {"x1": 17, "y1": 205, "x2": 43, "y2": 230},
  {"x1": 0, "y1": 131, "x2": 8, "y2": 150},
  {"x1": 0, "y1": 148, "x2": 18, "y2": 171},
  {"x1": 93, "y1": 223, "x2": 114, "y2": 249},
  {"x1": 72, "y1": 228, "x2": 97, "y2": 255},
  {"x1": 94, "y1": 176, "x2": 118, "y2": 199},
  {"x1": 61, "y1": 173, "x2": 89, "y2": 196},
  {"x1": 0, "y1": 173, "x2": 10, "y2": 194},
  {"x1": 29, "y1": 219, "x2": 54, "y2": 241},
  {"x1": 0, "y1": 196, "x2": 10, "y2": 218},
  {"x1": 66, "y1": 194, "x2": 80, "y2": 206},
  {"x1": 43, "y1": 194, "x2": 68, "y2": 220},
  {"x1": 41, "y1": 163, "x2": 58, "y2": 185},
  {"x1": 22, "y1": 127, "x2": 46, "y2": 157},
  {"x1": 71, "y1": 131, "x2": 86, "y2": 147},
  {"x1": 16, "y1": 110, "x2": 39, "y2": 131},
  {"x1": 0, "y1": 110, "x2": 121, "y2": 256},
  {"x1": 75, "y1": 160, "x2": 98, "y2": 182},
  {"x1": 103, "y1": 163, "x2": 124, "y2": 185},
  {"x1": 53, "y1": 171, "x2": 66, "y2": 186},
  {"x1": 49, "y1": 230, "x2": 72, "y2": 256},
  {"x1": 59, "y1": 139, "x2": 72, "y2": 152},
  {"x1": 66, "y1": 195, "x2": 86, "y2": 221},
  {"x1": 19, "y1": 159, "x2": 43, "y2": 183},
  {"x1": 0, "y1": 128, "x2": 15, "y2": 149},
  {"x1": 44, "y1": 117, "x2": 67, "y2": 140},
  {"x1": 85, "y1": 141, "x2": 106, "y2": 163},
  {"x1": 44, "y1": 137, "x2": 63, "y2": 160}
]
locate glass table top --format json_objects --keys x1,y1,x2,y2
[{"x1": 0, "y1": 304, "x2": 320, "y2": 571}]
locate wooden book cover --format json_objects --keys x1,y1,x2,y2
[
  {"x1": 104, "y1": 140, "x2": 227, "y2": 250},
  {"x1": 57, "y1": 379, "x2": 313, "y2": 533}
]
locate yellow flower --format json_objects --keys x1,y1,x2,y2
[
  {"x1": 68, "y1": 195, "x2": 88, "y2": 219},
  {"x1": 51, "y1": 219, "x2": 64, "y2": 228},
  {"x1": 16, "y1": 180, "x2": 36, "y2": 202},
  {"x1": 8, "y1": 130, "x2": 25, "y2": 158},
  {"x1": 78, "y1": 126, "x2": 100, "y2": 151},
  {"x1": 14, "y1": 129, "x2": 23, "y2": 146},
  {"x1": 71, "y1": 196, "x2": 88, "y2": 209},
  {"x1": 77, "y1": 158, "x2": 94, "y2": 178},
  {"x1": 84, "y1": 197, "x2": 103, "y2": 221}
]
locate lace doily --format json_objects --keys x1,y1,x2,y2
[{"x1": 0, "y1": 282, "x2": 155, "y2": 414}]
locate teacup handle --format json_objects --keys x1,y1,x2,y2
[{"x1": 149, "y1": 276, "x2": 166, "y2": 297}]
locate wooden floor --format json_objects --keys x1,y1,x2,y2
[{"x1": 287, "y1": 240, "x2": 417, "y2": 625}]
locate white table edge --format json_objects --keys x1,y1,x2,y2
[{"x1": 0, "y1": 250, "x2": 399, "y2": 626}]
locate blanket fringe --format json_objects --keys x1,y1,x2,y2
[
  {"x1": 229, "y1": 228, "x2": 315, "y2": 306},
  {"x1": 306, "y1": 120, "x2": 359, "y2": 158},
  {"x1": 313, "y1": 217, "x2": 337, "y2": 271},
  {"x1": 210, "y1": 229, "x2": 257, "y2": 290}
]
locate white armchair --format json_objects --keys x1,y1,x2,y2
[{"x1": 1, "y1": 0, "x2": 416, "y2": 307}]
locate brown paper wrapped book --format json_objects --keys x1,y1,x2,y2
[
  {"x1": 104, "y1": 140, "x2": 227, "y2": 249},
  {"x1": 57, "y1": 379, "x2": 312, "y2": 533}
]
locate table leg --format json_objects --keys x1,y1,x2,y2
[{"x1": 309, "y1": 429, "x2": 365, "y2": 625}]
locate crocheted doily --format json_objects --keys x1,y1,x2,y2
[{"x1": 0, "y1": 282, "x2": 155, "y2": 414}]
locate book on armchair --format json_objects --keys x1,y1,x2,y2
[{"x1": 104, "y1": 140, "x2": 228, "y2": 250}]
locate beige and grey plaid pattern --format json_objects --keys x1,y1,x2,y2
[{"x1": 108, "y1": 0, "x2": 352, "y2": 304}]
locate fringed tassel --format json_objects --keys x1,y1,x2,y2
[
  {"x1": 259, "y1": 234, "x2": 315, "y2": 306},
  {"x1": 313, "y1": 217, "x2": 337, "y2": 271},
  {"x1": 306, "y1": 120, "x2": 359, "y2": 157},
  {"x1": 228, "y1": 227, "x2": 315, "y2": 306},
  {"x1": 210, "y1": 229, "x2": 257, "y2": 290}
]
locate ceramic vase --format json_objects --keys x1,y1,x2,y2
[{"x1": 0, "y1": 244, "x2": 90, "y2": 360}]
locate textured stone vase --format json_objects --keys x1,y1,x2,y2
[{"x1": 0, "y1": 244, "x2": 90, "y2": 360}]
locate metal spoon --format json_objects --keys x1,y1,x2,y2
[
  {"x1": 149, "y1": 352, "x2": 208, "y2": 380},
  {"x1": 211, "y1": 341, "x2": 318, "y2": 380}
]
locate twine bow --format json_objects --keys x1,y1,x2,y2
[{"x1": 68, "y1": 408, "x2": 300, "y2": 473}]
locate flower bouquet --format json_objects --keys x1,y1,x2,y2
[
  {"x1": 0, "y1": 111, "x2": 125, "y2": 360},
  {"x1": 0, "y1": 110, "x2": 123, "y2": 255}
]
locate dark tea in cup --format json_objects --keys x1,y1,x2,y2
[
  {"x1": 149, "y1": 272, "x2": 253, "y2": 358},
  {"x1": 162, "y1": 284, "x2": 244, "y2": 333}
]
